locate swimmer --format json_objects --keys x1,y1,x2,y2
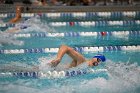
[
  {"x1": 9, "y1": 6, "x2": 22, "y2": 23},
  {"x1": 5, "y1": 23, "x2": 29, "y2": 33},
  {"x1": 50, "y1": 45, "x2": 106, "y2": 68},
  {"x1": 0, "y1": 45, "x2": 105, "y2": 72}
]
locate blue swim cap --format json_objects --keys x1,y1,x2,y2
[{"x1": 93, "y1": 54, "x2": 106, "y2": 62}]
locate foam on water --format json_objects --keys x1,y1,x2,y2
[
  {"x1": 14, "y1": 16, "x2": 55, "y2": 33},
  {"x1": 38, "y1": 56, "x2": 56, "y2": 72},
  {"x1": 0, "y1": 62, "x2": 38, "y2": 72},
  {"x1": 0, "y1": 31, "x2": 24, "y2": 46},
  {"x1": 0, "y1": 17, "x2": 57, "y2": 47},
  {"x1": 0, "y1": 59, "x2": 140, "y2": 93},
  {"x1": 38, "y1": 55, "x2": 73, "y2": 71},
  {"x1": 0, "y1": 55, "x2": 71, "y2": 72},
  {"x1": 0, "y1": 18, "x2": 24, "y2": 46}
]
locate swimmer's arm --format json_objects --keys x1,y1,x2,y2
[
  {"x1": 50, "y1": 45, "x2": 70, "y2": 67},
  {"x1": 51, "y1": 45, "x2": 84, "y2": 67},
  {"x1": 68, "y1": 60, "x2": 77, "y2": 68}
]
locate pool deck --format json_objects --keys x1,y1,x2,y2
[{"x1": 0, "y1": 4, "x2": 140, "y2": 13}]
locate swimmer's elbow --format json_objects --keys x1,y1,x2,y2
[
  {"x1": 60, "y1": 45, "x2": 68, "y2": 48},
  {"x1": 60, "y1": 45, "x2": 69, "y2": 50}
]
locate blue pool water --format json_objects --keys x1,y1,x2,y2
[{"x1": 0, "y1": 12, "x2": 140, "y2": 93}]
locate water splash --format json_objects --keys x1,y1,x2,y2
[
  {"x1": 1, "y1": 16, "x2": 58, "y2": 46},
  {"x1": 38, "y1": 56, "x2": 55, "y2": 72},
  {"x1": 55, "y1": 61, "x2": 140, "y2": 93},
  {"x1": 0, "y1": 60, "x2": 140, "y2": 93},
  {"x1": 0, "y1": 31, "x2": 24, "y2": 46},
  {"x1": 0, "y1": 84, "x2": 40, "y2": 93},
  {"x1": 0, "y1": 62, "x2": 37, "y2": 72},
  {"x1": 14, "y1": 16, "x2": 55, "y2": 33}
]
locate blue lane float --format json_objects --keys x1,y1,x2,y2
[
  {"x1": 24, "y1": 48, "x2": 45, "y2": 53},
  {"x1": 0, "y1": 68, "x2": 108, "y2": 79},
  {"x1": 48, "y1": 20, "x2": 139, "y2": 27},
  {"x1": 1, "y1": 45, "x2": 140, "y2": 54},
  {"x1": 0, "y1": 20, "x2": 140, "y2": 27},
  {"x1": 0, "y1": 50, "x2": 4, "y2": 54},
  {"x1": 0, "y1": 11, "x2": 139, "y2": 18},
  {"x1": 13, "y1": 31, "x2": 140, "y2": 38},
  {"x1": 13, "y1": 72, "x2": 38, "y2": 78}
]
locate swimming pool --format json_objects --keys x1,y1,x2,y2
[{"x1": 0, "y1": 11, "x2": 140, "y2": 93}]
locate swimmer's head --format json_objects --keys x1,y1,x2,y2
[
  {"x1": 88, "y1": 54, "x2": 106, "y2": 67},
  {"x1": 93, "y1": 54, "x2": 106, "y2": 62}
]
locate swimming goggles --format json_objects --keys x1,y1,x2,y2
[{"x1": 92, "y1": 58, "x2": 101, "y2": 66}]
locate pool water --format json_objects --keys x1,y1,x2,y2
[{"x1": 0, "y1": 12, "x2": 140, "y2": 93}]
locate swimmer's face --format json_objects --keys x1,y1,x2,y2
[{"x1": 88, "y1": 58, "x2": 101, "y2": 67}]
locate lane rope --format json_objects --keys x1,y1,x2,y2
[
  {"x1": 13, "y1": 31, "x2": 140, "y2": 38},
  {"x1": 0, "y1": 11, "x2": 139, "y2": 18},
  {"x1": 0, "y1": 20, "x2": 139, "y2": 27},
  {"x1": 0, "y1": 68, "x2": 108, "y2": 79},
  {"x1": 1, "y1": 45, "x2": 140, "y2": 54}
]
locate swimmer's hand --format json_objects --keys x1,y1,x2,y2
[{"x1": 49, "y1": 58, "x2": 61, "y2": 67}]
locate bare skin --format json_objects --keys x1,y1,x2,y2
[
  {"x1": 9, "y1": 6, "x2": 21, "y2": 23},
  {"x1": 50, "y1": 45, "x2": 100, "y2": 68}
]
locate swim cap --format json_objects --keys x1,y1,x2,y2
[{"x1": 93, "y1": 54, "x2": 106, "y2": 62}]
